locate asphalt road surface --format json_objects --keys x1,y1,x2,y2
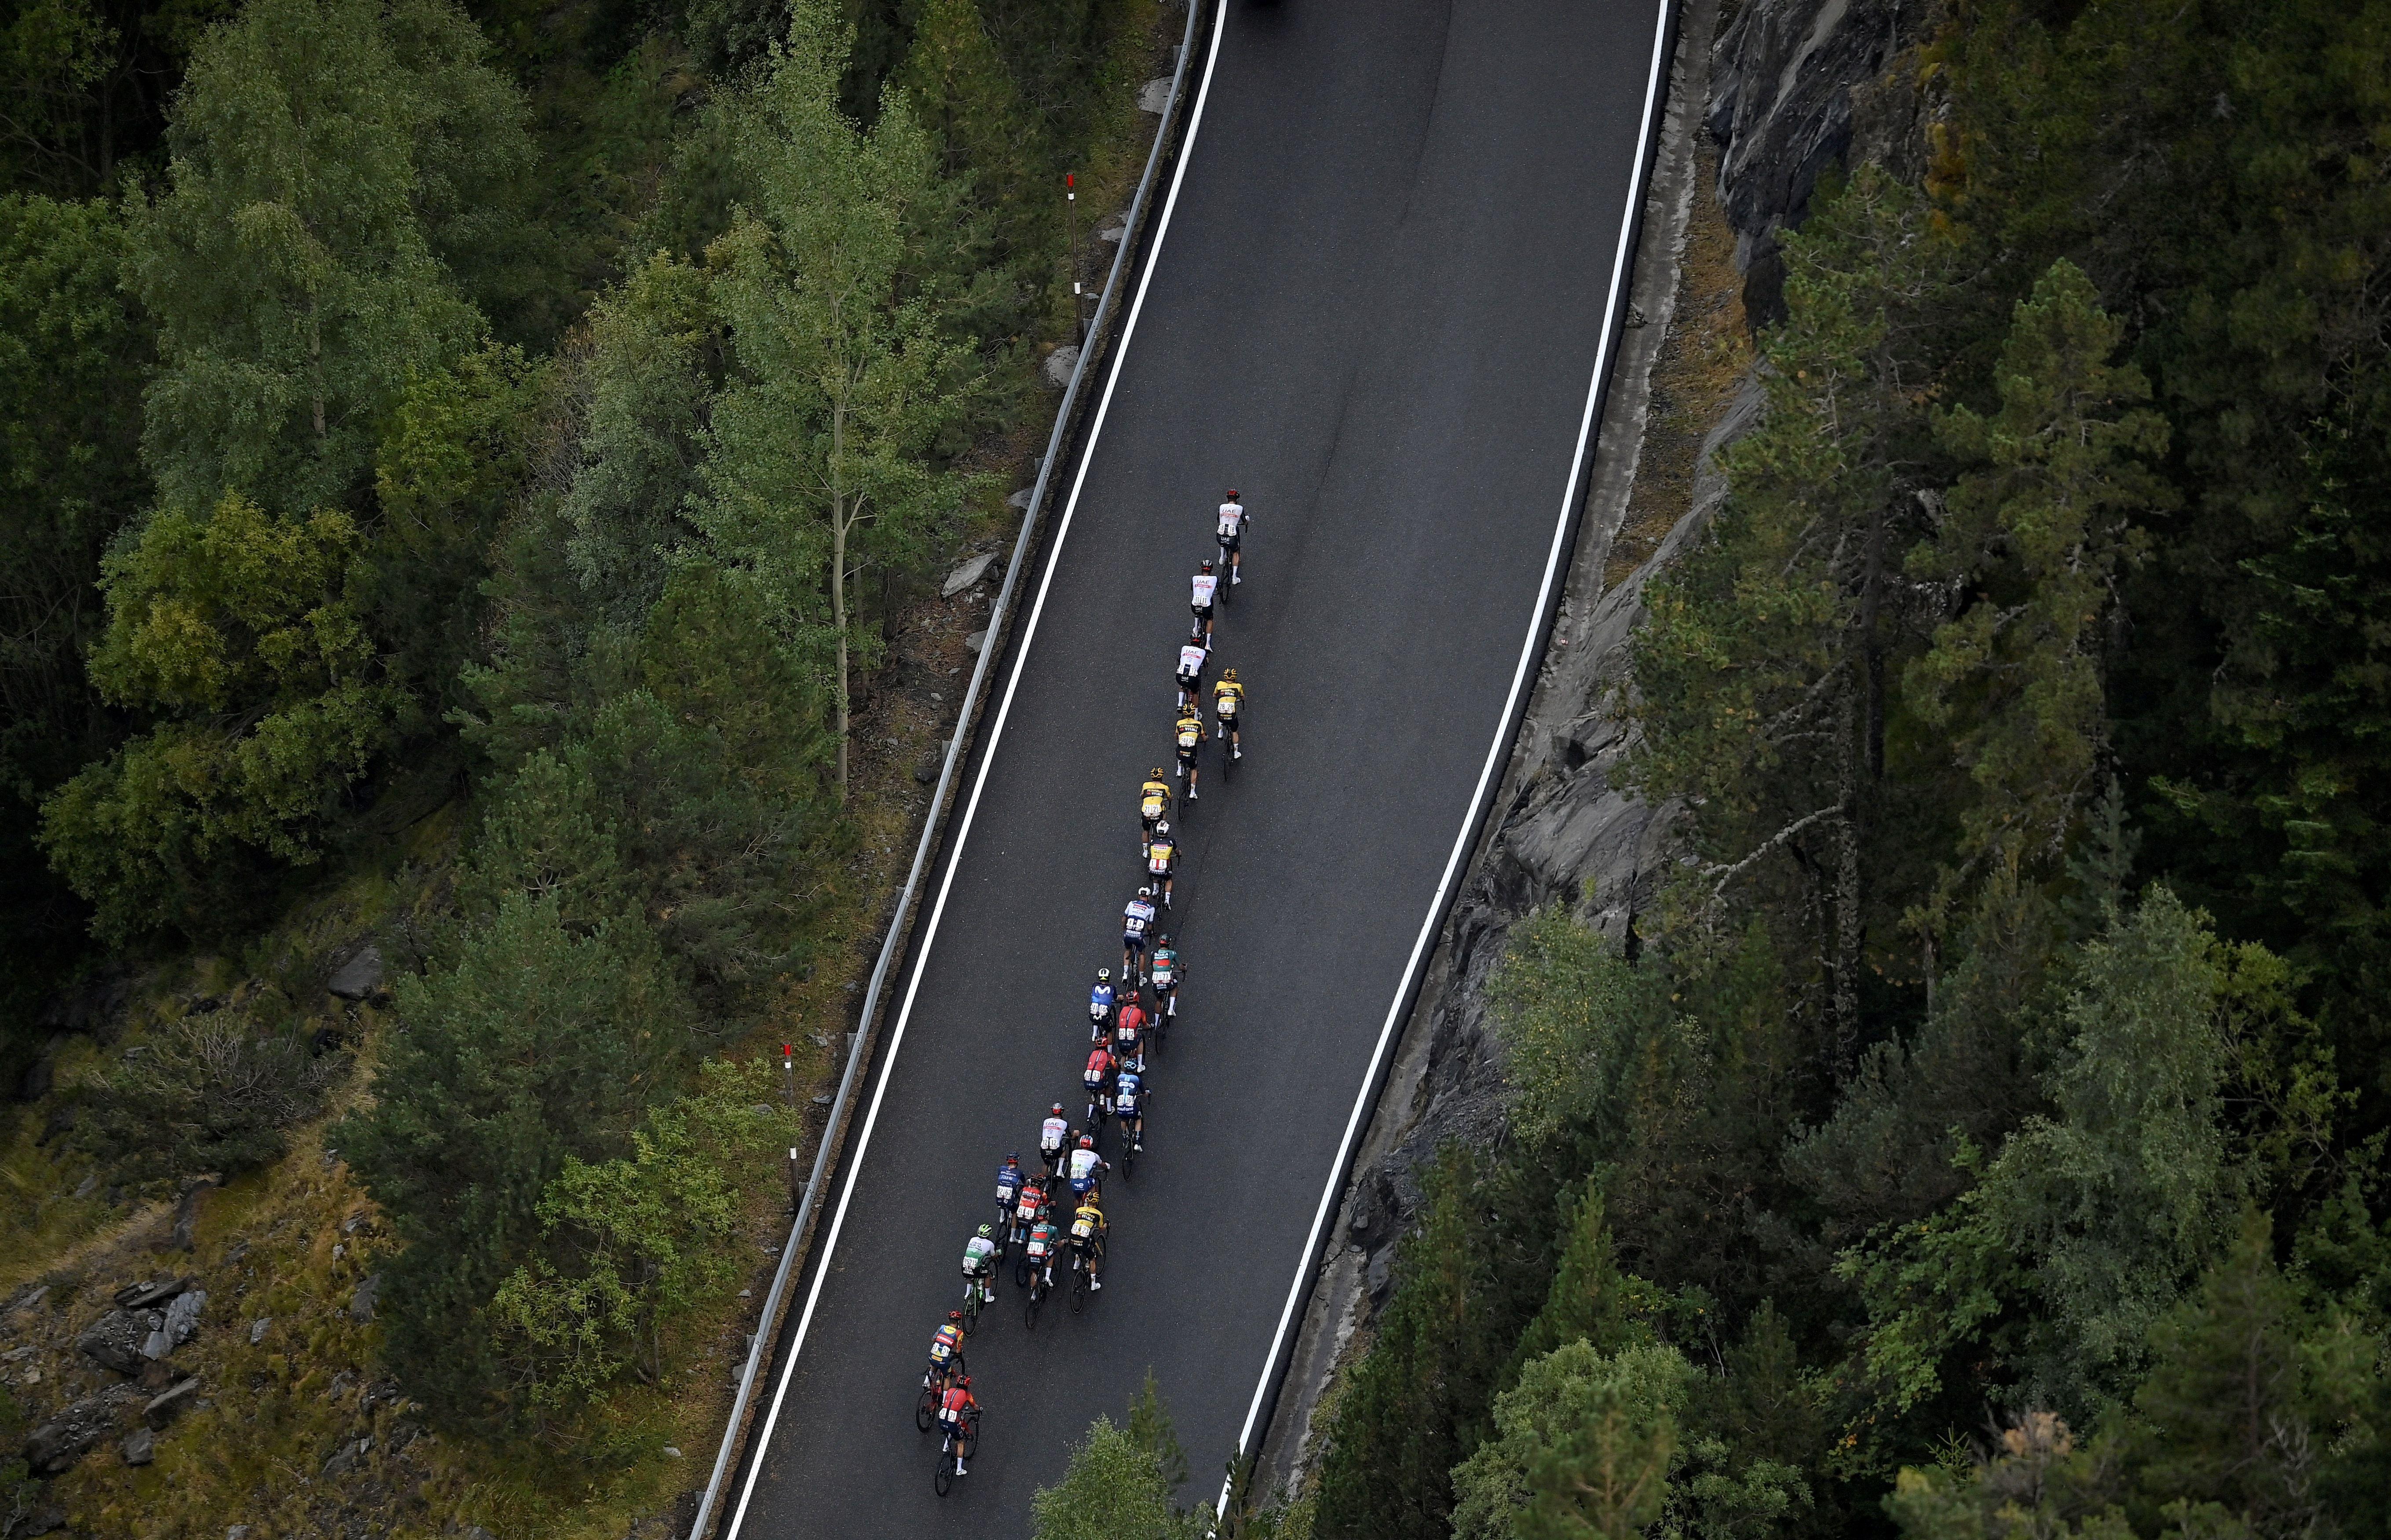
[{"x1": 724, "y1": 0, "x2": 1670, "y2": 1532}]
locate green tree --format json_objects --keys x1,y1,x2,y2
[
  {"x1": 128, "y1": 0, "x2": 530, "y2": 513},
  {"x1": 490, "y1": 1057, "x2": 785, "y2": 1420},
  {"x1": 1631, "y1": 167, "x2": 1954, "y2": 1071},
  {"x1": 1904, "y1": 259, "x2": 2171, "y2": 942},
  {"x1": 1450, "y1": 1339, "x2": 1692, "y2": 1540},
  {"x1": 337, "y1": 890, "x2": 688, "y2": 1421},
  {"x1": 1034, "y1": 1407, "x2": 1212, "y2": 1540},
  {"x1": 39, "y1": 493, "x2": 403, "y2": 938},
  {"x1": 699, "y1": 0, "x2": 978, "y2": 799}
]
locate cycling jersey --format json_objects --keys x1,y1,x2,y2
[
  {"x1": 1177, "y1": 644, "x2": 1207, "y2": 683},
  {"x1": 1147, "y1": 838, "x2": 1175, "y2": 874},
  {"x1": 1027, "y1": 1221, "x2": 1058, "y2": 1259},
  {"x1": 1151, "y1": 949, "x2": 1179, "y2": 989},
  {"x1": 1083, "y1": 1047, "x2": 1112, "y2": 1087},
  {"x1": 939, "y1": 1386, "x2": 975, "y2": 1427},
  {"x1": 1068, "y1": 1147, "x2": 1104, "y2": 1186},
  {"x1": 1014, "y1": 1182, "x2": 1045, "y2": 1222},
  {"x1": 1139, "y1": 780, "x2": 1171, "y2": 821},
  {"x1": 1175, "y1": 714, "x2": 1203, "y2": 755},
  {"x1": 1114, "y1": 1072, "x2": 1142, "y2": 1116},
  {"x1": 1115, "y1": 1000, "x2": 1146, "y2": 1038},
  {"x1": 996, "y1": 1163, "x2": 1022, "y2": 1203},
  {"x1": 1122, "y1": 897, "x2": 1156, "y2": 937},
  {"x1": 1089, "y1": 981, "x2": 1114, "y2": 1018},
  {"x1": 1214, "y1": 679, "x2": 1244, "y2": 717},
  {"x1": 1191, "y1": 573, "x2": 1219, "y2": 610},
  {"x1": 1040, "y1": 1114, "x2": 1068, "y2": 1153},
  {"x1": 962, "y1": 1235, "x2": 998, "y2": 1276},
  {"x1": 1072, "y1": 1204, "x2": 1106, "y2": 1248},
  {"x1": 929, "y1": 1322, "x2": 964, "y2": 1364},
  {"x1": 1217, "y1": 501, "x2": 1247, "y2": 539}
]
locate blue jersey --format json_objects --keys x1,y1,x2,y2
[
  {"x1": 997, "y1": 1164, "x2": 1023, "y2": 1202},
  {"x1": 1114, "y1": 1073, "x2": 1143, "y2": 1116},
  {"x1": 1089, "y1": 982, "x2": 1114, "y2": 1016}
]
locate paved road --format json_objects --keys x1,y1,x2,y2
[{"x1": 724, "y1": 0, "x2": 1667, "y2": 1532}]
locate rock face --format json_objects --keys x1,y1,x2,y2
[
  {"x1": 1706, "y1": 0, "x2": 1937, "y2": 324},
  {"x1": 143, "y1": 1289, "x2": 206, "y2": 1358}
]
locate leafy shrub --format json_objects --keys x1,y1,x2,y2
[{"x1": 79, "y1": 1008, "x2": 347, "y2": 1180}]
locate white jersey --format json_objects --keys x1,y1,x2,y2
[
  {"x1": 1217, "y1": 501, "x2": 1246, "y2": 537},
  {"x1": 1068, "y1": 1148, "x2": 1103, "y2": 1183},
  {"x1": 1040, "y1": 1115, "x2": 1068, "y2": 1152},
  {"x1": 1123, "y1": 897, "x2": 1157, "y2": 936},
  {"x1": 1191, "y1": 573, "x2": 1219, "y2": 609},
  {"x1": 962, "y1": 1235, "x2": 998, "y2": 1274},
  {"x1": 1177, "y1": 643, "x2": 1208, "y2": 681}
]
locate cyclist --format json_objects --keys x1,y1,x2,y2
[
  {"x1": 1089, "y1": 967, "x2": 1115, "y2": 1039},
  {"x1": 1138, "y1": 769, "x2": 1173, "y2": 855},
  {"x1": 1190, "y1": 560, "x2": 1221, "y2": 644},
  {"x1": 1038, "y1": 1102, "x2": 1071, "y2": 1178},
  {"x1": 1214, "y1": 668, "x2": 1245, "y2": 759},
  {"x1": 962, "y1": 1223, "x2": 999, "y2": 1309},
  {"x1": 1114, "y1": 1065, "x2": 1147, "y2": 1152},
  {"x1": 1217, "y1": 489, "x2": 1249, "y2": 584},
  {"x1": 937, "y1": 1376, "x2": 981, "y2": 1474},
  {"x1": 1082, "y1": 1044, "x2": 1115, "y2": 1128},
  {"x1": 994, "y1": 1153, "x2": 1024, "y2": 1229},
  {"x1": 1112, "y1": 991, "x2": 1148, "y2": 1067},
  {"x1": 1010, "y1": 1169, "x2": 1049, "y2": 1245},
  {"x1": 1174, "y1": 703, "x2": 1205, "y2": 801},
  {"x1": 1149, "y1": 935, "x2": 1183, "y2": 1018},
  {"x1": 1122, "y1": 887, "x2": 1158, "y2": 977},
  {"x1": 1145, "y1": 819, "x2": 1178, "y2": 907},
  {"x1": 1068, "y1": 1133, "x2": 1110, "y2": 1201},
  {"x1": 1176, "y1": 638, "x2": 1208, "y2": 710},
  {"x1": 1070, "y1": 1196, "x2": 1110, "y2": 1291},
  {"x1": 1024, "y1": 1210, "x2": 1062, "y2": 1288},
  {"x1": 926, "y1": 1310, "x2": 967, "y2": 1388}
]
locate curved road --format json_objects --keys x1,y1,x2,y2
[{"x1": 724, "y1": 0, "x2": 1669, "y2": 1532}]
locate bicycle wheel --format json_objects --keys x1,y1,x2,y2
[
  {"x1": 934, "y1": 1445, "x2": 955, "y2": 1497},
  {"x1": 1024, "y1": 1281, "x2": 1044, "y2": 1332},
  {"x1": 1218, "y1": 543, "x2": 1234, "y2": 599},
  {"x1": 1012, "y1": 1253, "x2": 1032, "y2": 1288},
  {"x1": 960, "y1": 1285, "x2": 983, "y2": 1334},
  {"x1": 1070, "y1": 1265, "x2": 1091, "y2": 1316},
  {"x1": 1121, "y1": 1138, "x2": 1136, "y2": 1180},
  {"x1": 916, "y1": 1382, "x2": 937, "y2": 1433}
]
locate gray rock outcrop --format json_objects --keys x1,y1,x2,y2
[
  {"x1": 25, "y1": 1385, "x2": 139, "y2": 1473},
  {"x1": 76, "y1": 1310, "x2": 148, "y2": 1376},
  {"x1": 326, "y1": 945, "x2": 384, "y2": 1000}
]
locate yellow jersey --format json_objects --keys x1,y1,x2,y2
[
  {"x1": 1213, "y1": 679, "x2": 1244, "y2": 713},
  {"x1": 1139, "y1": 779, "x2": 1172, "y2": 818}
]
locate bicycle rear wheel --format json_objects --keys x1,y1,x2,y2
[
  {"x1": 916, "y1": 1383, "x2": 937, "y2": 1432},
  {"x1": 1024, "y1": 1281, "x2": 1044, "y2": 1332},
  {"x1": 960, "y1": 1285, "x2": 983, "y2": 1333},
  {"x1": 934, "y1": 1447, "x2": 955, "y2": 1497}
]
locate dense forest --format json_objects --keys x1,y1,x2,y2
[
  {"x1": 0, "y1": 0, "x2": 1154, "y2": 1525},
  {"x1": 1260, "y1": 2, "x2": 2391, "y2": 1539}
]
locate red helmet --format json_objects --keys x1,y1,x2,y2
[
  {"x1": 1050, "y1": 1102, "x2": 1064, "y2": 1116},
  {"x1": 947, "y1": 1309, "x2": 964, "y2": 1321},
  {"x1": 960, "y1": 1376, "x2": 972, "y2": 1388},
  {"x1": 1079, "y1": 1135, "x2": 1095, "y2": 1149}
]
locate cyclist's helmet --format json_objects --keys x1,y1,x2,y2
[
  {"x1": 1079, "y1": 1135, "x2": 1096, "y2": 1149},
  {"x1": 1226, "y1": 488, "x2": 1239, "y2": 500},
  {"x1": 1155, "y1": 821, "x2": 1170, "y2": 836},
  {"x1": 977, "y1": 1223, "x2": 993, "y2": 1237},
  {"x1": 948, "y1": 1309, "x2": 964, "y2": 1322},
  {"x1": 1138, "y1": 885, "x2": 1153, "y2": 898},
  {"x1": 1157, "y1": 933, "x2": 1172, "y2": 946},
  {"x1": 1097, "y1": 967, "x2": 1111, "y2": 982},
  {"x1": 1225, "y1": 668, "x2": 1239, "y2": 681},
  {"x1": 1005, "y1": 1151, "x2": 1019, "y2": 1163},
  {"x1": 1150, "y1": 766, "x2": 1166, "y2": 780},
  {"x1": 1051, "y1": 1102, "x2": 1065, "y2": 1115},
  {"x1": 1201, "y1": 559, "x2": 1214, "y2": 573}
]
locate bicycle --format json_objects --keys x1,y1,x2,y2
[
  {"x1": 960, "y1": 1276, "x2": 988, "y2": 1333},
  {"x1": 915, "y1": 1356, "x2": 963, "y2": 1432},
  {"x1": 934, "y1": 1406, "x2": 981, "y2": 1496},
  {"x1": 1022, "y1": 1253, "x2": 1052, "y2": 1330}
]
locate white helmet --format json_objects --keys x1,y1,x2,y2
[
  {"x1": 1138, "y1": 886, "x2": 1153, "y2": 899},
  {"x1": 1154, "y1": 821, "x2": 1170, "y2": 836}
]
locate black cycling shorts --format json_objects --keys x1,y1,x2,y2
[{"x1": 1218, "y1": 530, "x2": 1242, "y2": 553}]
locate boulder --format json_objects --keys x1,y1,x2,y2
[
  {"x1": 964, "y1": 629, "x2": 988, "y2": 656},
  {"x1": 121, "y1": 1426, "x2": 156, "y2": 1465},
  {"x1": 326, "y1": 945, "x2": 383, "y2": 1001},
  {"x1": 26, "y1": 1385, "x2": 137, "y2": 1473},
  {"x1": 1005, "y1": 486, "x2": 1035, "y2": 511},
  {"x1": 348, "y1": 1273, "x2": 380, "y2": 1324},
  {"x1": 940, "y1": 551, "x2": 995, "y2": 597},
  {"x1": 145, "y1": 1376, "x2": 202, "y2": 1428},
  {"x1": 1137, "y1": 76, "x2": 1172, "y2": 114},
  {"x1": 142, "y1": 1289, "x2": 205, "y2": 1358},
  {"x1": 114, "y1": 1277, "x2": 187, "y2": 1310},
  {"x1": 1039, "y1": 344, "x2": 1081, "y2": 390},
  {"x1": 76, "y1": 1310, "x2": 147, "y2": 1375}
]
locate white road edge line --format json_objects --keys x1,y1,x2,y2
[
  {"x1": 1215, "y1": 0, "x2": 1678, "y2": 1517},
  {"x1": 717, "y1": 5, "x2": 1232, "y2": 1535}
]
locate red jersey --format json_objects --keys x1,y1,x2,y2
[
  {"x1": 940, "y1": 1386, "x2": 975, "y2": 1424},
  {"x1": 1083, "y1": 1047, "x2": 1112, "y2": 1085},
  {"x1": 1116, "y1": 1000, "x2": 1146, "y2": 1036}
]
